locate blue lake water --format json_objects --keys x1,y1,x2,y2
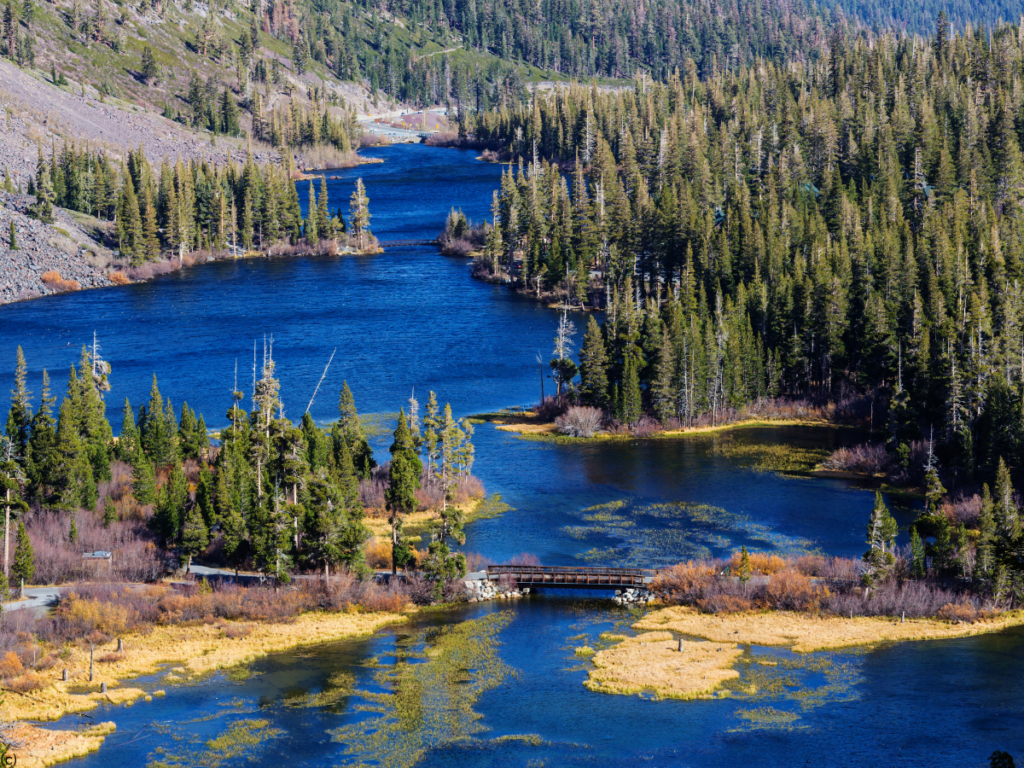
[{"x1": 0, "y1": 145, "x2": 1018, "y2": 767}]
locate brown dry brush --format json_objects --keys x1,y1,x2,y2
[
  {"x1": 1, "y1": 573, "x2": 450, "y2": 652},
  {"x1": 653, "y1": 555, "x2": 991, "y2": 620}
]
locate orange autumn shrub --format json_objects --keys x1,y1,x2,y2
[
  {"x1": 108, "y1": 271, "x2": 131, "y2": 286},
  {"x1": 40, "y1": 271, "x2": 80, "y2": 292},
  {"x1": 730, "y1": 551, "x2": 787, "y2": 575},
  {"x1": 0, "y1": 651, "x2": 24, "y2": 680}
]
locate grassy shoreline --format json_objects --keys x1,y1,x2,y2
[
  {"x1": 584, "y1": 606, "x2": 1024, "y2": 701},
  {"x1": 472, "y1": 410, "x2": 861, "y2": 444},
  {"x1": 3, "y1": 610, "x2": 409, "y2": 766}
]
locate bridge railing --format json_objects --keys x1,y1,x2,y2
[{"x1": 485, "y1": 564, "x2": 657, "y2": 587}]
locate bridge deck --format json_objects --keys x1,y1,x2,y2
[{"x1": 486, "y1": 565, "x2": 654, "y2": 589}]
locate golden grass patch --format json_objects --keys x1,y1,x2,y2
[
  {"x1": 494, "y1": 422, "x2": 559, "y2": 435},
  {"x1": 635, "y1": 606, "x2": 1024, "y2": 653},
  {"x1": 6, "y1": 721, "x2": 115, "y2": 768},
  {"x1": 0, "y1": 611, "x2": 408, "y2": 723},
  {"x1": 585, "y1": 631, "x2": 742, "y2": 700}
]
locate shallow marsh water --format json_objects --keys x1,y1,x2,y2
[{"x1": 0, "y1": 146, "x2": 1019, "y2": 766}]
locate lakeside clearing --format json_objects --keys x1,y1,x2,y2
[{"x1": 584, "y1": 606, "x2": 1024, "y2": 701}]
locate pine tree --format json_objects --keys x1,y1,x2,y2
[
  {"x1": 68, "y1": 515, "x2": 78, "y2": 544},
  {"x1": 102, "y1": 499, "x2": 117, "y2": 527},
  {"x1": 385, "y1": 411, "x2": 421, "y2": 575},
  {"x1": 117, "y1": 398, "x2": 138, "y2": 461},
  {"x1": 738, "y1": 546, "x2": 751, "y2": 585},
  {"x1": 0, "y1": 437, "x2": 28, "y2": 580},
  {"x1": 578, "y1": 315, "x2": 610, "y2": 409},
  {"x1": 26, "y1": 369, "x2": 55, "y2": 502},
  {"x1": 11, "y1": 521, "x2": 33, "y2": 586},
  {"x1": 317, "y1": 175, "x2": 330, "y2": 239},
  {"x1": 993, "y1": 458, "x2": 1021, "y2": 562},
  {"x1": 6, "y1": 346, "x2": 32, "y2": 460},
  {"x1": 619, "y1": 354, "x2": 643, "y2": 425},
  {"x1": 29, "y1": 147, "x2": 54, "y2": 224},
  {"x1": 910, "y1": 525, "x2": 926, "y2": 578},
  {"x1": 140, "y1": 45, "x2": 159, "y2": 84},
  {"x1": 333, "y1": 382, "x2": 374, "y2": 478},
  {"x1": 305, "y1": 181, "x2": 319, "y2": 244},
  {"x1": 422, "y1": 391, "x2": 440, "y2": 473},
  {"x1": 7, "y1": 221, "x2": 15, "y2": 250},
  {"x1": 151, "y1": 463, "x2": 188, "y2": 544},
  {"x1": 650, "y1": 329, "x2": 676, "y2": 425},
  {"x1": 976, "y1": 484, "x2": 996, "y2": 583},
  {"x1": 348, "y1": 178, "x2": 370, "y2": 251},
  {"x1": 863, "y1": 491, "x2": 898, "y2": 585},
  {"x1": 179, "y1": 503, "x2": 209, "y2": 571},
  {"x1": 220, "y1": 497, "x2": 249, "y2": 577},
  {"x1": 131, "y1": 456, "x2": 156, "y2": 505}
]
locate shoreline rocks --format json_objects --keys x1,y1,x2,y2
[{"x1": 613, "y1": 588, "x2": 654, "y2": 606}]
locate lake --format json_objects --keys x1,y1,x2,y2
[{"x1": 0, "y1": 145, "x2": 1016, "y2": 767}]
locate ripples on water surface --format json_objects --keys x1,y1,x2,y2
[{"x1": 0, "y1": 146, "x2": 1020, "y2": 767}]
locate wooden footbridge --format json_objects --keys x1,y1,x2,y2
[{"x1": 485, "y1": 565, "x2": 656, "y2": 589}]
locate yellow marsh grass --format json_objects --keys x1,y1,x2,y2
[
  {"x1": 0, "y1": 610, "x2": 407, "y2": 723},
  {"x1": 636, "y1": 606, "x2": 1024, "y2": 653},
  {"x1": 585, "y1": 631, "x2": 742, "y2": 700},
  {"x1": 7, "y1": 721, "x2": 115, "y2": 768},
  {"x1": 364, "y1": 498, "x2": 483, "y2": 542},
  {"x1": 494, "y1": 422, "x2": 559, "y2": 435}
]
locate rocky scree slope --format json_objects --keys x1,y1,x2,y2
[{"x1": 0, "y1": 193, "x2": 115, "y2": 304}]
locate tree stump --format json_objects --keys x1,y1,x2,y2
[
  {"x1": 100, "y1": 682, "x2": 107, "y2": 693},
  {"x1": 677, "y1": 639, "x2": 684, "y2": 652},
  {"x1": 62, "y1": 669, "x2": 68, "y2": 682},
  {"x1": 117, "y1": 638, "x2": 123, "y2": 653}
]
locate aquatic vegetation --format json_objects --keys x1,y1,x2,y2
[
  {"x1": 0, "y1": 610, "x2": 408, "y2": 723},
  {"x1": 585, "y1": 631, "x2": 742, "y2": 699},
  {"x1": 147, "y1": 718, "x2": 284, "y2": 768},
  {"x1": 566, "y1": 501, "x2": 815, "y2": 567},
  {"x1": 710, "y1": 438, "x2": 830, "y2": 475},
  {"x1": 330, "y1": 613, "x2": 515, "y2": 768},
  {"x1": 283, "y1": 670, "x2": 357, "y2": 710},
  {"x1": 732, "y1": 707, "x2": 803, "y2": 729},
  {"x1": 472, "y1": 493, "x2": 514, "y2": 521}
]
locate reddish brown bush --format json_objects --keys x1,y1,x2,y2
[
  {"x1": 761, "y1": 570, "x2": 819, "y2": 611},
  {"x1": 6, "y1": 672, "x2": 47, "y2": 693},
  {"x1": 697, "y1": 594, "x2": 752, "y2": 614},
  {"x1": 652, "y1": 562, "x2": 718, "y2": 604},
  {"x1": 108, "y1": 271, "x2": 132, "y2": 286},
  {"x1": 937, "y1": 602, "x2": 979, "y2": 623}
]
